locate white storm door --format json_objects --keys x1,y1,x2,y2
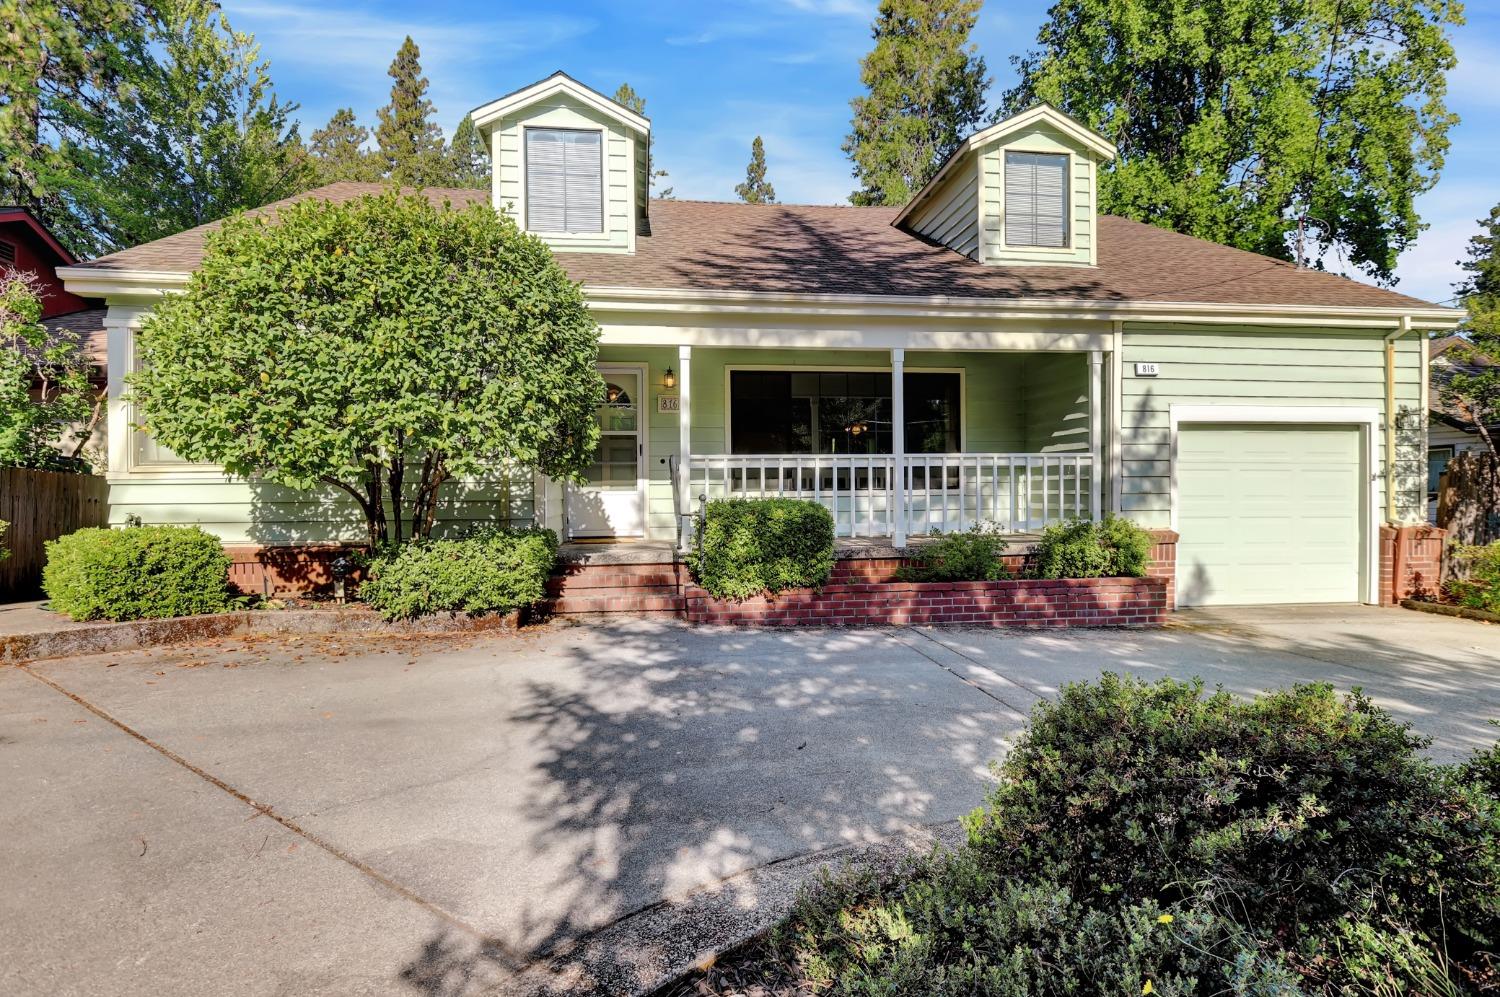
[{"x1": 567, "y1": 365, "x2": 646, "y2": 537}]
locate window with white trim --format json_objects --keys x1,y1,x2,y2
[
  {"x1": 1004, "y1": 151, "x2": 1069, "y2": 248},
  {"x1": 525, "y1": 127, "x2": 603, "y2": 234}
]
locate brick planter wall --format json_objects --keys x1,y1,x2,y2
[
  {"x1": 223, "y1": 544, "x2": 365, "y2": 598},
  {"x1": 684, "y1": 576, "x2": 1168, "y2": 627},
  {"x1": 1379, "y1": 524, "x2": 1447, "y2": 606}
]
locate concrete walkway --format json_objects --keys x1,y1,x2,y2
[{"x1": 3, "y1": 606, "x2": 1498, "y2": 996}]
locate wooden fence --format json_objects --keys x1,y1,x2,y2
[{"x1": 0, "y1": 468, "x2": 109, "y2": 601}]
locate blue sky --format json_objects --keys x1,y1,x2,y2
[{"x1": 223, "y1": 0, "x2": 1499, "y2": 305}]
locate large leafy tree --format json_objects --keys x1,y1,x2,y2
[
  {"x1": 0, "y1": 0, "x2": 146, "y2": 256},
  {"x1": 1442, "y1": 202, "x2": 1500, "y2": 458},
  {"x1": 58, "y1": 0, "x2": 311, "y2": 252},
  {"x1": 446, "y1": 113, "x2": 491, "y2": 188},
  {"x1": 375, "y1": 36, "x2": 447, "y2": 188},
  {"x1": 308, "y1": 107, "x2": 382, "y2": 184},
  {"x1": 129, "y1": 192, "x2": 604, "y2": 546},
  {"x1": 0, "y1": 271, "x2": 98, "y2": 469},
  {"x1": 612, "y1": 83, "x2": 672, "y2": 198},
  {"x1": 843, "y1": 0, "x2": 989, "y2": 207},
  {"x1": 1005, "y1": 0, "x2": 1462, "y2": 283},
  {"x1": 735, "y1": 136, "x2": 777, "y2": 204}
]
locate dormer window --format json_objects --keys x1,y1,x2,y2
[
  {"x1": 525, "y1": 127, "x2": 603, "y2": 234},
  {"x1": 1004, "y1": 151, "x2": 1069, "y2": 248}
]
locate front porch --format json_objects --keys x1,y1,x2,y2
[{"x1": 541, "y1": 343, "x2": 1112, "y2": 547}]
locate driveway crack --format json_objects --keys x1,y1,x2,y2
[
  {"x1": 18, "y1": 663, "x2": 524, "y2": 963},
  {"x1": 882, "y1": 627, "x2": 1039, "y2": 716}
]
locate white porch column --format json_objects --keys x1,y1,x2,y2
[
  {"x1": 891, "y1": 348, "x2": 906, "y2": 547},
  {"x1": 1089, "y1": 350, "x2": 1104, "y2": 522},
  {"x1": 677, "y1": 344, "x2": 692, "y2": 548}
]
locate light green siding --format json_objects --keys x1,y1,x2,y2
[
  {"x1": 489, "y1": 91, "x2": 639, "y2": 254},
  {"x1": 106, "y1": 471, "x2": 536, "y2": 544},
  {"x1": 1118, "y1": 323, "x2": 1424, "y2": 528},
  {"x1": 905, "y1": 162, "x2": 980, "y2": 260},
  {"x1": 980, "y1": 121, "x2": 1098, "y2": 268}
]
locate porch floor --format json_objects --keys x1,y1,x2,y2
[{"x1": 557, "y1": 533, "x2": 1044, "y2": 566}]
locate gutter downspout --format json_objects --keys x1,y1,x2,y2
[{"x1": 1384, "y1": 316, "x2": 1413, "y2": 525}]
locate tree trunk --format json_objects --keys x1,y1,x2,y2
[
  {"x1": 410, "y1": 453, "x2": 449, "y2": 540},
  {"x1": 1440, "y1": 451, "x2": 1500, "y2": 550}
]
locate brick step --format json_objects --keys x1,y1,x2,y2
[
  {"x1": 546, "y1": 568, "x2": 685, "y2": 595},
  {"x1": 547, "y1": 592, "x2": 686, "y2": 615}
]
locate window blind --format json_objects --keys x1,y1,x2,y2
[
  {"x1": 1004, "y1": 151, "x2": 1068, "y2": 248},
  {"x1": 526, "y1": 128, "x2": 603, "y2": 234}
]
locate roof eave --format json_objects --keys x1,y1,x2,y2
[
  {"x1": 470, "y1": 71, "x2": 649, "y2": 136},
  {"x1": 58, "y1": 268, "x2": 1464, "y2": 329}
]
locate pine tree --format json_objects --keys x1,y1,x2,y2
[
  {"x1": 0, "y1": 0, "x2": 147, "y2": 256},
  {"x1": 843, "y1": 0, "x2": 989, "y2": 207},
  {"x1": 446, "y1": 114, "x2": 491, "y2": 188},
  {"x1": 1442, "y1": 203, "x2": 1500, "y2": 459},
  {"x1": 734, "y1": 136, "x2": 776, "y2": 204},
  {"x1": 612, "y1": 83, "x2": 672, "y2": 199},
  {"x1": 55, "y1": 0, "x2": 311, "y2": 250},
  {"x1": 309, "y1": 108, "x2": 381, "y2": 184},
  {"x1": 375, "y1": 36, "x2": 446, "y2": 187}
]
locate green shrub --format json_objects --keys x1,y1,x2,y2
[
  {"x1": 1031, "y1": 515, "x2": 1153, "y2": 579},
  {"x1": 0, "y1": 519, "x2": 8, "y2": 562},
  {"x1": 752, "y1": 676, "x2": 1500, "y2": 996},
  {"x1": 896, "y1": 523, "x2": 1011, "y2": 582},
  {"x1": 42, "y1": 525, "x2": 234, "y2": 621},
  {"x1": 692, "y1": 498, "x2": 834, "y2": 599},
  {"x1": 1446, "y1": 541, "x2": 1500, "y2": 612},
  {"x1": 358, "y1": 527, "x2": 558, "y2": 621}
]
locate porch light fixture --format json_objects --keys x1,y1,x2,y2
[{"x1": 662, "y1": 366, "x2": 676, "y2": 389}]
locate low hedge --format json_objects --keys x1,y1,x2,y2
[
  {"x1": 42, "y1": 525, "x2": 234, "y2": 621},
  {"x1": 896, "y1": 523, "x2": 1011, "y2": 582},
  {"x1": 692, "y1": 498, "x2": 835, "y2": 600},
  {"x1": 358, "y1": 526, "x2": 558, "y2": 621},
  {"x1": 1031, "y1": 514, "x2": 1153, "y2": 579},
  {"x1": 732, "y1": 676, "x2": 1500, "y2": 996}
]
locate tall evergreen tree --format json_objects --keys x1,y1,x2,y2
[
  {"x1": 734, "y1": 136, "x2": 777, "y2": 204},
  {"x1": 612, "y1": 83, "x2": 672, "y2": 199},
  {"x1": 0, "y1": 0, "x2": 147, "y2": 255},
  {"x1": 308, "y1": 107, "x2": 381, "y2": 184},
  {"x1": 446, "y1": 114, "x2": 491, "y2": 188},
  {"x1": 843, "y1": 0, "x2": 989, "y2": 207},
  {"x1": 1005, "y1": 0, "x2": 1462, "y2": 283},
  {"x1": 57, "y1": 0, "x2": 311, "y2": 252},
  {"x1": 375, "y1": 36, "x2": 447, "y2": 187},
  {"x1": 1441, "y1": 202, "x2": 1500, "y2": 458}
]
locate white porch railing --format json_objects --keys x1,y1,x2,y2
[{"x1": 687, "y1": 453, "x2": 1094, "y2": 538}]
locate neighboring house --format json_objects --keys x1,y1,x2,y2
[
  {"x1": 57, "y1": 72, "x2": 1463, "y2": 608},
  {"x1": 2, "y1": 207, "x2": 108, "y2": 461},
  {"x1": 1427, "y1": 334, "x2": 1497, "y2": 521}
]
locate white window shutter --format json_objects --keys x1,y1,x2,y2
[
  {"x1": 1004, "y1": 152, "x2": 1068, "y2": 248},
  {"x1": 526, "y1": 128, "x2": 603, "y2": 234}
]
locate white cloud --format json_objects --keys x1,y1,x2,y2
[{"x1": 221, "y1": 1, "x2": 595, "y2": 130}]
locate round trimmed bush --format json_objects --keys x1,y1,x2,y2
[
  {"x1": 358, "y1": 527, "x2": 558, "y2": 621},
  {"x1": 42, "y1": 525, "x2": 234, "y2": 621}
]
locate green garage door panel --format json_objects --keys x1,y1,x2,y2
[{"x1": 1176, "y1": 425, "x2": 1362, "y2": 606}]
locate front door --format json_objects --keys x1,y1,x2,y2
[{"x1": 567, "y1": 365, "x2": 646, "y2": 538}]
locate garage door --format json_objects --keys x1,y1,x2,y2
[{"x1": 1175, "y1": 424, "x2": 1363, "y2": 606}]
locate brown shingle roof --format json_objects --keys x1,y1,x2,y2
[
  {"x1": 41, "y1": 307, "x2": 108, "y2": 367},
  {"x1": 69, "y1": 182, "x2": 1439, "y2": 311}
]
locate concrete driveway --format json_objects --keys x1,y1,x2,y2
[{"x1": 4, "y1": 605, "x2": 1499, "y2": 996}]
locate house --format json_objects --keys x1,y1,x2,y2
[
  {"x1": 2, "y1": 207, "x2": 108, "y2": 461},
  {"x1": 56, "y1": 72, "x2": 1463, "y2": 608},
  {"x1": 1428, "y1": 334, "x2": 1496, "y2": 512}
]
